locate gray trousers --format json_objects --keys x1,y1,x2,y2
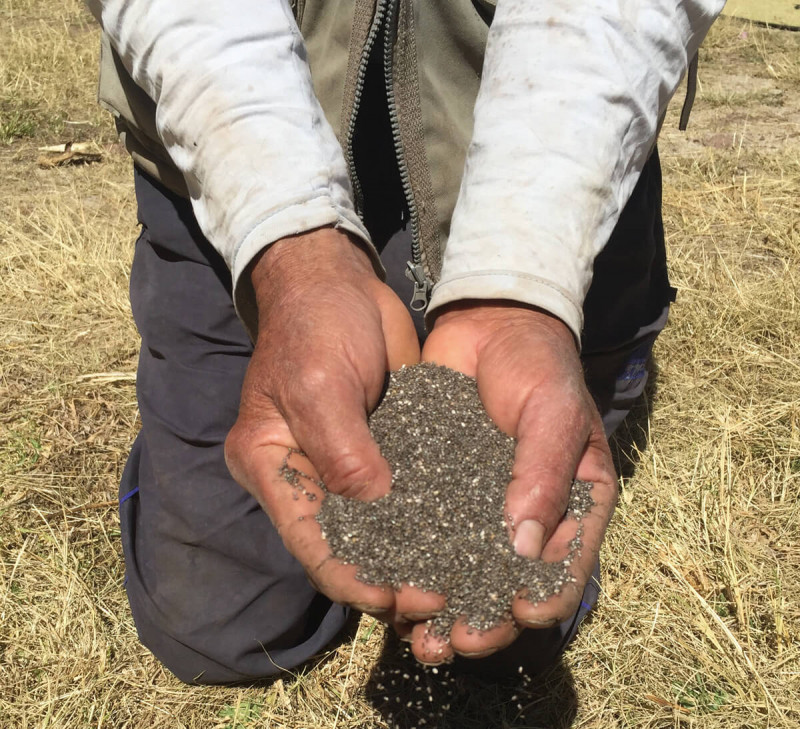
[{"x1": 119, "y1": 148, "x2": 671, "y2": 684}]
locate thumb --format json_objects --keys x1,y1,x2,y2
[
  {"x1": 280, "y1": 367, "x2": 393, "y2": 501},
  {"x1": 370, "y1": 282, "x2": 421, "y2": 370},
  {"x1": 504, "y1": 392, "x2": 592, "y2": 559}
]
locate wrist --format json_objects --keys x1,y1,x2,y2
[
  {"x1": 431, "y1": 300, "x2": 578, "y2": 352},
  {"x1": 248, "y1": 227, "x2": 376, "y2": 318}
]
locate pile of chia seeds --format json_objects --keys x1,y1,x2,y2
[{"x1": 289, "y1": 363, "x2": 594, "y2": 636}]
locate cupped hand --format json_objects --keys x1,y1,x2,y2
[
  {"x1": 224, "y1": 228, "x2": 444, "y2": 635},
  {"x1": 414, "y1": 301, "x2": 618, "y2": 664}
]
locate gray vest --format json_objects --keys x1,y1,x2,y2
[{"x1": 98, "y1": 0, "x2": 497, "y2": 288}]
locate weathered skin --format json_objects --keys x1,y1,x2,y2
[{"x1": 226, "y1": 228, "x2": 618, "y2": 664}]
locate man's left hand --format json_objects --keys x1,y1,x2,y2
[{"x1": 413, "y1": 301, "x2": 618, "y2": 664}]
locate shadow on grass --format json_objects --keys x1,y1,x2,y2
[{"x1": 365, "y1": 630, "x2": 578, "y2": 729}]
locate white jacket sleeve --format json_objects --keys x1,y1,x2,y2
[
  {"x1": 86, "y1": 0, "x2": 372, "y2": 332},
  {"x1": 428, "y1": 0, "x2": 725, "y2": 341}
]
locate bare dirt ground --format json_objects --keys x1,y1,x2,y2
[{"x1": 1, "y1": 2, "x2": 798, "y2": 727}]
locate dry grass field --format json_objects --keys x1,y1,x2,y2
[{"x1": 1, "y1": 1, "x2": 799, "y2": 727}]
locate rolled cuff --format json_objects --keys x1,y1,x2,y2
[
  {"x1": 231, "y1": 199, "x2": 381, "y2": 341},
  {"x1": 427, "y1": 270, "x2": 584, "y2": 345}
]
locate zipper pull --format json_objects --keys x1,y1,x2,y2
[{"x1": 405, "y1": 261, "x2": 432, "y2": 312}]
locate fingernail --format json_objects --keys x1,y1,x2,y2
[
  {"x1": 524, "y1": 617, "x2": 558, "y2": 628},
  {"x1": 400, "y1": 612, "x2": 437, "y2": 621},
  {"x1": 513, "y1": 520, "x2": 545, "y2": 559},
  {"x1": 460, "y1": 648, "x2": 497, "y2": 658},
  {"x1": 350, "y1": 603, "x2": 388, "y2": 614}
]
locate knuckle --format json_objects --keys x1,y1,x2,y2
[
  {"x1": 320, "y1": 450, "x2": 382, "y2": 497},
  {"x1": 224, "y1": 414, "x2": 283, "y2": 482},
  {"x1": 514, "y1": 469, "x2": 569, "y2": 509},
  {"x1": 295, "y1": 362, "x2": 337, "y2": 395},
  {"x1": 509, "y1": 487, "x2": 570, "y2": 535},
  {"x1": 278, "y1": 362, "x2": 340, "y2": 414},
  {"x1": 223, "y1": 422, "x2": 247, "y2": 466},
  {"x1": 561, "y1": 392, "x2": 592, "y2": 429},
  {"x1": 537, "y1": 496, "x2": 571, "y2": 529},
  {"x1": 223, "y1": 424, "x2": 252, "y2": 485}
]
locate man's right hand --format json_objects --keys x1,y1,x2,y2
[{"x1": 224, "y1": 227, "x2": 445, "y2": 638}]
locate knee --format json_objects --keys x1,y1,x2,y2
[{"x1": 129, "y1": 587, "x2": 350, "y2": 685}]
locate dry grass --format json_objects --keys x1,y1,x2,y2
[{"x1": 1, "y1": 3, "x2": 798, "y2": 727}]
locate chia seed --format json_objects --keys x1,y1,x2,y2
[{"x1": 284, "y1": 363, "x2": 594, "y2": 636}]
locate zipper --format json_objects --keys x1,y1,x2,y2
[
  {"x1": 383, "y1": 0, "x2": 434, "y2": 312},
  {"x1": 344, "y1": 1, "x2": 388, "y2": 214},
  {"x1": 404, "y1": 262, "x2": 431, "y2": 311},
  {"x1": 293, "y1": 0, "x2": 306, "y2": 27}
]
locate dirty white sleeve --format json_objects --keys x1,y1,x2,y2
[
  {"x1": 428, "y1": 0, "x2": 725, "y2": 342},
  {"x1": 86, "y1": 0, "x2": 373, "y2": 335}
]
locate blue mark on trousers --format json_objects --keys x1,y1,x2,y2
[
  {"x1": 119, "y1": 486, "x2": 139, "y2": 505},
  {"x1": 618, "y1": 357, "x2": 647, "y2": 382}
]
